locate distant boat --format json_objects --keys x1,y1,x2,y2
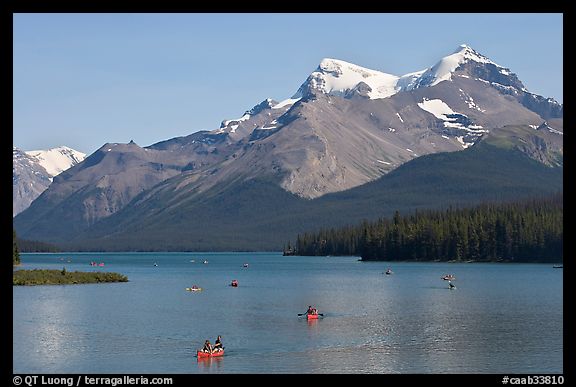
[
  {"x1": 243, "y1": 263, "x2": 249, "y2": 268},
  {"x1": 203, "y1": 260, "x2": 208, "y2": 264},
  {"x1": 442, "y1": 274, "x2": 455, "y2": 281},
  {"x1": 385, "y1": 268, "x2": 393, "y2": 275},
  {"x1": 230, "y1": 279, "x2": 238, "y2": 287},
  {"x1": 153, "y1": 262, "x2": 158, "y2": 267},
  {"x1": 553, "y1": 265, "x2": 563, "y2": 269}
]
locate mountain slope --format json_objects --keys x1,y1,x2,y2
[
  {"x1": 54, "y1": 125, "x2": 562, "y2": 251},
  {"x1": 13, "y1": 146, "x2": 86, "y2": 216}
]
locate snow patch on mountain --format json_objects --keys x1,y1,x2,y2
[
  {"x1": 407, "y1": 44, "x2": 511, "y2": 90},
  {"x1": 296, "y1": 58, "x2": 400, "y2": 100},
  {"x1": 417, "y1": 98, "x2": 488, "y2": 148},
  {"x1": 25, "y1": 146, "x2": 86, "y2": 177},
  {"x1": 221, "y1": 113, "x2": 251, "y2": 128},
  {"x1": 417, "y1": 98, "x2": 457, "y2": 120},
  {"x1": 458, "y1": 88, "x2": 486, "y2": 112},
  {"x1": 272, "y1": 98, "x2": 300, "y2": 109}
]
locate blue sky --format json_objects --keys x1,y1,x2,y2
[{"x1": 13, "y1": 13, "x2": 563, "y2": 154}]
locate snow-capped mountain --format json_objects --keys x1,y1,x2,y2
[
  {"x1": 293, "y1": 58, "x2": 402, "y2": 100},
  {"x1": 14, "y1": 44, "x2": 562, "y2": 248},
  {"x1": 292, "y1": 44, "x2": 561, "y2": 117},
  {"x1": 409, "y1": 44, "x2": 505, "y2": 89},
  {"x1": 25, "y1": 146, "x2": 86, "y2": 177},
  {"x1": 13, "y1": 146, "x2": 86, "y2": 216},
  {"x1": 291, "y1": 45, "x2": 515, "y2": 99}
]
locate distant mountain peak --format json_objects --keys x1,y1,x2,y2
[
  {"x1": 453, "y1": 44, "x2": 496, "y2": 65},
  {"x1": 25, "y1": 146, "x2": 86, "y2": 177},
  {"x1": 13, "y1": 145, "x2": 86, "y2": 217},
  {"x1": 292, "y1": 45, "x2": 519, "y2": 101},
  {"x1": 294, "y1": 57, "x2": 399, "y2": 100}
]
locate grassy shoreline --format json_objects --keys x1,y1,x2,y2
[{"x1": 13, "y1": 269, "x2": 128, "y2": 286}]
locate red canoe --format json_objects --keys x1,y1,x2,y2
[
  {"x1": 197, "y1": 350, "x2": 224, "y2": 358},
  {"x1": 307, "y1": 313, "x2": 319, "y2": 320}
]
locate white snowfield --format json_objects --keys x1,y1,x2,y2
[
  {"x1": 305, "y1": 58, "x2": 401, "y2": 99},
  {"x1": 417, "y1": 97, "x2": 488, "y2": 148},
  {"x1": 25, "y1": 146, "x2": 86, "y2": 177},
  {"x1": 418, "y1": 44, "x2": 501, "y2": 87},
  {"x1": 272, "y1": 98, "x2": 301, "y2": 110},
  {"x1": 285, "y1": 44, "x2": 510, "y2": 102},
  {"x1": 417, "y1": 98, "x2": 457, "y2": 120}
]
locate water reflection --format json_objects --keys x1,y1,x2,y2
[
  {"x1": 15, "y1": 286, "x2": 89, "y2": 372},
  {"x1": 197, "y1": 356, "x2": 223, "y2": 372}
]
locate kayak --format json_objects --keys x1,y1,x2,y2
[
  {"x1": 186, "y1": 287, "x2": 202, "y2": 292},
  {"x1": 307, "y1": 313, "x2": 319, "y2": 320},
  {"x1": 197, "y1": 350, "x2": 224, "y2": 358}
]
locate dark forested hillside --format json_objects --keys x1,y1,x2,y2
[
  {"x1": 13, "y1": 229, "x2": 20, "y2": 265},
  {"x1": 16, "y1": 238, "x2": 61, "y2": 253},
  {"x1": 292, "y1": 193, "x2": 563, "y2": 263}
]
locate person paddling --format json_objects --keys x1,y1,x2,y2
[
  {"x1": 202, "y1": 339, "x2": 214, "y2": 353},
  {"x1": 213, "y1": 335, "x2": 223, "y2": 352},
  {"x1": 306, "y1": 306, "x2": 319, "y2": 315}
]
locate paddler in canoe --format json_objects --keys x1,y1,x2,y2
[
  {"x1": 305, "y1": 306, "x2": 319, "y2": 315},
  {"x1": 213, "y1": 335, "x2": 223, "y2": 352},
  {"x1": 202, "y1": 339, "x2": 214, "y2": 354},
  {"x1": 298, "y1": 306, "x2": 323, "y2": 318}
]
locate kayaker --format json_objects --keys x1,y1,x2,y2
[
  {"x1": 202, "y1": 339, "x2": 214, "y2": 353},
  {"x1": 306, "y1": 306, "x2": 318, "y2": 315},
  {"x1": 213, "y1": 335, "x2": 223, "y2": 351}
]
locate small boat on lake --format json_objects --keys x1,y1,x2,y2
[
  {"x1": 243, "y1": 263, "x2": 249, "y2": 268},
  {"x1": 186, "y1": 286, "x2": 202, "y2": 292},
  {"x1": 553, "y1": 265, "x2": 563, "y2": 269},
  {"x1": 442, "y1": 274, "x2": 455, "y2": 281},
  {"x1": 385, "y1": 268, "x2": 393, "y2": 275},
  {"x1": 197, "y1": 349, "x2": 224, "y2": 358},
  {"x1": 230, "y1": 280, "x2": 238, "y2": 287},
  {"x1": 203, "y1": 260, "x2": 208, "y2": 264}
]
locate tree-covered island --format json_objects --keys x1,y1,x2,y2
[{"x1": 13, "y1": 268, "x2": 128, "y2": 286}]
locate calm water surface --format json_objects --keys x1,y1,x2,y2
[{"x1": 13, "y1": 253, "x2": 563, "y2": 373}]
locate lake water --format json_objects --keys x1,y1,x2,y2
[{"x1": 13, "y1": 252, "x2": 563, "y2": 374}]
